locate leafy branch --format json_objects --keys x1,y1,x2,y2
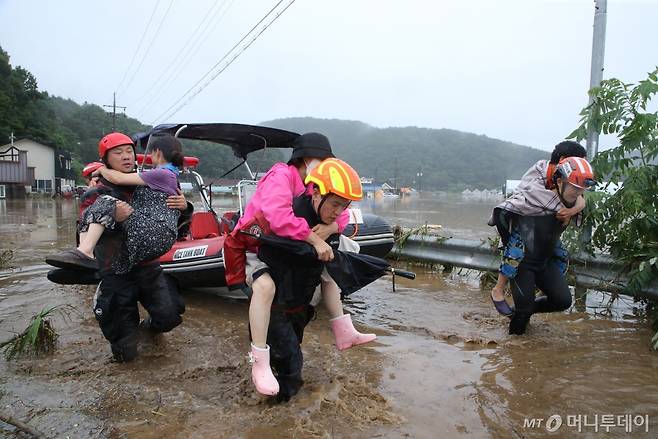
[{"x1": 567, "y1": 67, "x2": 658, "y2": 347}]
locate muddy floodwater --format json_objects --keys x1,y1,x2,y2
[{"x1": 1, "y1": 195, "x2": 657, "y2": 438}]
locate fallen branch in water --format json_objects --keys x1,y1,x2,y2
[{"x1": 0, "y1": 411, "x2": 46, "y2": 438}]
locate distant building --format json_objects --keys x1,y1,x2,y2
[
  {"x1": 462, "y1": 187, "x2": 502, "y2": 200},
  {"x1": 379, "y1": 182, "x2": 399, "y2": 198},
  {"x1": 360, "y1": 177, "x2": 379, "y2": 194},
  {"x1": 359, "y1": 177, "x2": 382, "y2": 197},
  {"x1": 0, "y1": 145, "x2": 29, "y2": 198},
  {"x1": 0, "y1": 138, "x2": 76, "y2": 198}
]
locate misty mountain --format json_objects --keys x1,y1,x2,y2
[{"x1": 262, "y1": 117, "x2": 548, "y2": 190}]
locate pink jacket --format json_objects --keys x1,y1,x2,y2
[{"x1": 235, "y1": 163, "x2": 349, "y2": 243}]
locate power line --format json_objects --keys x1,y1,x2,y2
[
  {"x1": 121, "y1": 0, "x2": 176, "y2": 96},
  {"x1": 116, "y1": 0, "x2": 161, "y2": 95},
  {"x1": 176, "y1": 0, "x2": 237, "y2": 73},
  {"x1": 136, "y1": 0, "x2": 237, "y2": 120},
  {"x1": 151, "y1": 0, "x2": 296, "y2": 124},
  {"x1": 132, "y1": 0, "x2": 235, "y2": 118},
  {"x1": 129, "y1": 0, "x2": 226, "y2": 110}
]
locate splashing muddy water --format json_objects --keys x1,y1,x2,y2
[{"x1": 1, "y1": 196, "x2": 657, "y2": 438}]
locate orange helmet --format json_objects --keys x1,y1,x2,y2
[
  {"x1": 82, "y1": 161, "x2": 104, "y2": 178},
  {"x1": 304, "y1": 158, "x2": 363, "y2": 201},
  {"x1": 554, "y1": 156, "x2": 596, "y2": 189}
]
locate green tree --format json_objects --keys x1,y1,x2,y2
[{"x1": 568, "y1": 68, "x2": 658, "y2": 346}]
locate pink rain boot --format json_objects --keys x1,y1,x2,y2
[
  {"x1": 330, "y1": 314, "x2": 377, "y2": 351},
  {"x1": 249, "y1": 344, "x2": 279, "y2": 396}
]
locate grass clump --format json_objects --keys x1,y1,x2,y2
[{"x1": 0, "y1": 306, "x2": 61, "y2": 360}]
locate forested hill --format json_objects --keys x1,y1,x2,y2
[
  {"x1": 262, "y1": 117, "x2": 548, "y2": 190},
  {"x1": 0, "y1": 46, "x2": 148, "y2": 177},
  {"x1": 1, "y1": 44, "x2": 547, "y2": 189}
]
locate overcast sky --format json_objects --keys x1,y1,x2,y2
[{"x1": 1, "y1": 0, "x2": 656, "y2": 151}]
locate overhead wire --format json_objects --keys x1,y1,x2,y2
[
  {"x1": 128, "y1": 0, "x2": 227, "y2": 111},
  {"x1": 120, "y1": 0, "x2": 177, "y2": 97},
  {"x1": 134, "y1": 0, "x2": 237, "y2": 120},
  {"x1": 138, "y1": 0, "x2": 237, "y2": 119},
  {"x1": 151, "y1": 0, "x2": 296, "y2": 124},
  {"x1": 115, "y1": 0, "x2": 161, "y2": 95}
]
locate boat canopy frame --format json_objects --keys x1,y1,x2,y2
[{"x1": 132, "y1": 123, "x2": 300, "y2": 216}]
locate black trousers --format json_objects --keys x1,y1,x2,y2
[
  {"x1": 93, "y1": 263, "x2": 184, "y2": 360},
  {"x1": 267, "y1": 305, "x2": 315, "y2": 402},
  {"x1": 508, "y1": 260, "x2": 572, "y2": 335}
]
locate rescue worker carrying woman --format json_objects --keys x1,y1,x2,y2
[{"x1": 488, "y1": 155, "x2": 596, "y2": 335}]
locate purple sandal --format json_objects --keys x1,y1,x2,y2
[{"x1": 490, "y1": 292, "x2": 515, "y2": 317}]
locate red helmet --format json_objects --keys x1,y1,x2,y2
[
  {"x1": 554, "y1": 156, "x2": 596, "y2": 189},
  {"x1": 82, "y1": 161, "x2": 104, "y2": 178},
  {"x1": 98, "y1": 132, "x2": 134, "y2": 158}
]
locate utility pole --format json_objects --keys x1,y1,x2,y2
[
  {"x1": 577, "y1": 0, "x2": 607, "y2": 308},
  {"x1": 586, "y1": 0, "x2": 607, "y2": 160},
  {"x1": 103, "y1": 92, "x2": 127, "y2": 132}
]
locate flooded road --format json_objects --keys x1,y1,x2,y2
[{"x1": 1, "y1": 196, "x2": 657, "y2": 438}]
